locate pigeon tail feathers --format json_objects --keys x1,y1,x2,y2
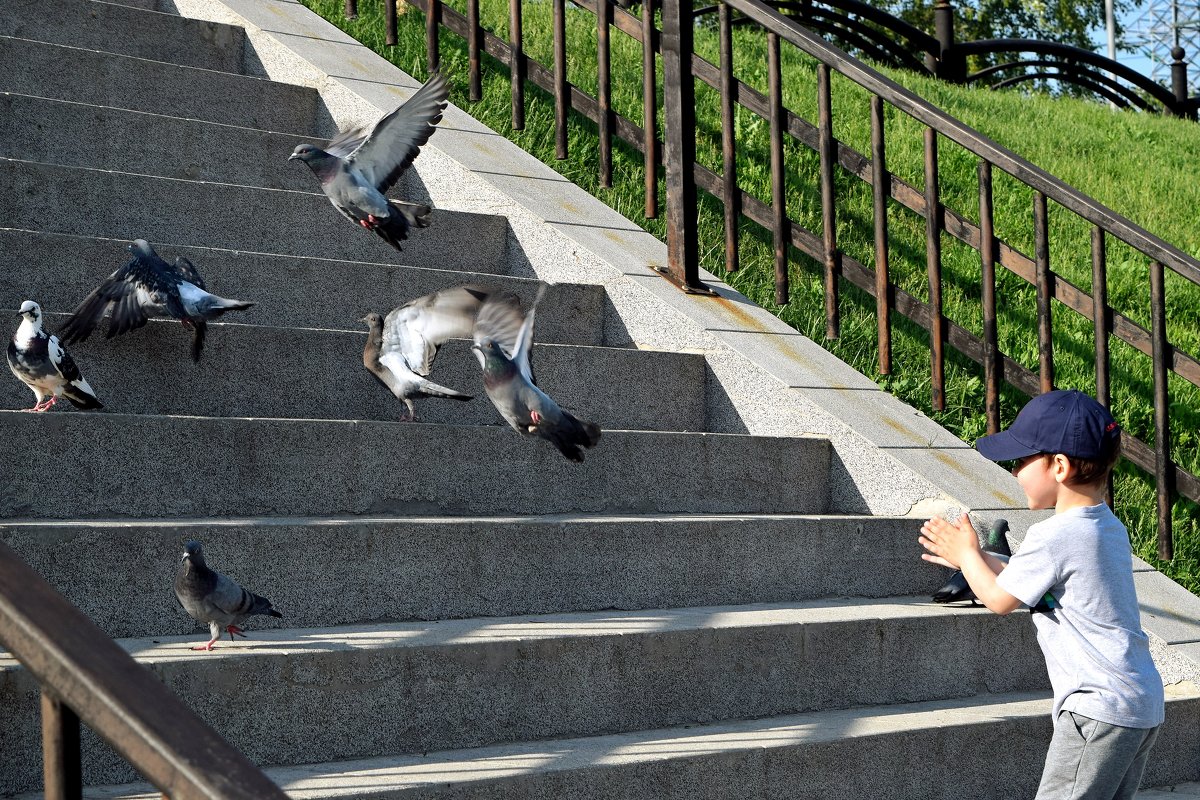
[{"x1": 540, "y1": 412, "x2": 602, "y2": 463}]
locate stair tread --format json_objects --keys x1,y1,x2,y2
[{"x1": 0, "y1": 596, "x2": 1005, "y2": 669}]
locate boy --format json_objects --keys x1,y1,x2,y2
[{"x1": 919, "y1": 389, "x2": 1164, "y2": 800}]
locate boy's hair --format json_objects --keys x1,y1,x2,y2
[{"x1": 1060, "y1": 429, "x2": 1121, "y2": 487}]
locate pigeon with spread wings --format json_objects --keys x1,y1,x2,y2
[
  {"x1": 290, "y1": 73, "x2": 449, "y2": 251},
  {"x1": 362, "y1": 284, "x2": 496, "y2": 420},
  {"x1": 472, "y1": 286, "x2": 601, "y2": 462},
  {"x1": 8, "y1": 300, "x2": 103, "y2": 412},
  {"x1": 58, "y1": 239, "x2": 254, "y2": 362}
]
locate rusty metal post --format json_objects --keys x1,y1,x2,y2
[
  {"x1": 598, "y1": 0, "x2": 613, "y2": 188},
  {"x1": 510, "y1": 0, "x2": 525, "y2": 129},
  {"x1": 659, "y1": 0, "x2": 709, "y2": 293},
  {"x1": 768, "y1": 32, "x2": 788, "y2": 305},
  {"x1": 719, "y1": 2, "x2": 739, "y2": 271},
  {"x1": 818, "y1": 63, "x2": 840, "y2": 339},
  {"x1": 979, "y1": 159, "x2": 1000, "y2": 434},
  {"x1": 1149, "y1": 260, "x2": 1174, "y2": 560},
  {"x1": 385, "y1": 0, "x2": 397, "y2": 46},
  {"x1": 41, "y1": 691, "x2": 82, "y2": 800},
  {"x1": 1034, "y1": 191, "x2": 1055, "y2": 393},
  {"x1": 553, "y1": 0, "x2": 568, "y2": 159},
  {"x1": 1091, "y1": 226, "x2": 1113, "y2": 507},
  {"x1": 426, "y1": 0, "x2": 441, "y2": 75},
  {"x1": 467, "y1": 0, "x2": 481, "y2": 100},
  {"x1": 642, "y1": 0, "x2": 658, "y2": 218},
  {"x1": 871, "y1": 95, "x2": 891, "y2": 374},
  {"x1": 344, "y1": 0, "x2": 357, "y2": 19},
  {"x1": 924, "y1": 127, "x2": 945, "y2": 411}
]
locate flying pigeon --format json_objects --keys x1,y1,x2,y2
[
  {"x1": 7, "y1": 300, "x2": 103, "y2": 412},
  {"x1": 289, "y1": 73, "x2": 449, "y2": 251},
  {"x1": 931, "y1": 518, "x2": 1012, "y2": 604},
  {"x1": 472, "y1": 285, "x2": 602, "y2": 462},
  {"x1": 174, "y1": 540, "x2": 282, "y2": 652},
  {"x1": 362, "y1": 284, "x2": 496, "y2": 420},
  {"x1": 58, "y1": 239, "x2": 254, "y2": 362}
]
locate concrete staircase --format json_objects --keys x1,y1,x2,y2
[{"x1": 2, "y1": 0, "x2": 1198, "y2": 797}]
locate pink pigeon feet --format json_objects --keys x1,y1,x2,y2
[
  {"x1": 358, "y1": 214, "x2": 380, "y2": 229},
  {"x1": 226, "y1": 624, "x2": 247, "y2": 641},
  {"x1": 25, "y1": 397, "x2": 58, "y2": 412},
  {"x1": 530, "y1": 410, "x2": 542, "y2": 424},
  {"x1": 191, "y1": 637, "x2": 219, "y2": 652}
]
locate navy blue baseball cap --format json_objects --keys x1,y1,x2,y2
[{"x1": 975, "y1": 389, "x2": 1120, "y2": 462}]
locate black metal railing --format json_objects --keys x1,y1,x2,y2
[
  {"x1": 694, "y1": 0, "x2": 1200, "y2": 119},
  {"x1": 350, "y1": 0, "x2": 1199, "y2": 559},
  {"x1": 0, "y1": 541, "x2": 288, "y2": 800}
]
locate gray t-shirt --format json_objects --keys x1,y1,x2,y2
[{"x1": 995, "y1": 503, "x2": 1164, "y2": 728}]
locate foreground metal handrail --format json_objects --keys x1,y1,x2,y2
[{"x1": 0, "y1": 541, "x2": 288, "y2": 799}]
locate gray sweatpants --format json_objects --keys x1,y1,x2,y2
[{"x1": 1035, "y1": 710, "x2": 1161, "y2": 800}]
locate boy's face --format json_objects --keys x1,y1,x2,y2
[{"x1": 1013, "y1": 453, "x2": 1059, "y2": 510}]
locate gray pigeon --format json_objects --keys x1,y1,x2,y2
[
  {"x1": 7, "y1": 300, "x2": 103, "y2": 412},
  {"x1": 289, "y1": 73, "x2": 449, "y2": 251},
  {"x1": 931, "y1": 518, "x2": 1012, "y2": 604},
  {"x1": 174, "y1": 540, "x2": 282, "y2": 652},
  {"x1": 362, "y1": 284, "x2": 495, "y2": 420},
  {"x1": 58, "y1": 239, "x2": 254, "y2": 362},
  {"x1": 471, "y1": 285, "x2": 602, "y2": 462}
]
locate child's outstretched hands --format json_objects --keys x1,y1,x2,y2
[{"x1": 919, "y1": 514, "x2": 981, "y2": 570}]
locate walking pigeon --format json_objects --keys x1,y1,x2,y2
[
  {"x1": 174, "y1": 540, "x2": 282, "y2": 652},
  {"x1": 58, "y1": 239, "x2": 254, "y2": 362},
  {"x1": 472, "y1": 285, "x2": 602, "y2": 462},
  {"x1": 931, "y1": 518, "x2": 1012, "y2": 604},
  {"x1": 7, "y1": 300, "x2": 103, "y2": 412},
  {"x1": 289, "y1": 73, "x2": 449, "y2": 251},
  {"x1": 362, "y1": 284, "x2": 495, "y2": 420}
]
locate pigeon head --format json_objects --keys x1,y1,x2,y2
[
  {"x1": 471, "y1": 339, "x2": 512, "y2": 375},
  {"x1": 180, "y1": 540, "x2": 207, "y2": 569},
  {"x1": 128, "y1": 239, "x2": 157, "y2": 259},
  {"x1": 361, "y1": 312, "x2": 384, "y2": 330},
  {"x1": 17, "y1": 300, "x2": 41, "y2": 322}
]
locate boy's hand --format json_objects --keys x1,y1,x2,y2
[{"x1": 919, "y1": 515, "x2": 981, "y2": 570}]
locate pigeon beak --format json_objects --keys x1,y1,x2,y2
[{"x1": 288, "y1": 153, "x2": 300, "y2": 161}]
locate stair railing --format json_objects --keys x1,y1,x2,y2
[
  {"x1": 0, "y1": 540, "x2": 289, "y2": 800},
  {"x1": 350, "y1": 0, "x2": 1198, "y2": 559}
]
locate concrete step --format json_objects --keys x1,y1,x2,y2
[
  {"x1": 0, "y1": 36, "x2": 318, "y2": 134},
  {"x1": 0, "y1": 94, "x2": 315, "y2": 190},
  {"x1": 0, "y1": 598, "x2": 1052, "y2": 792},
  {"x1": 19, "y1": 687, "x2": 1199, "y2": 800},
  {"x1": 1, "y1": 159, "x2": 514, "y2": 273},
  {"x1": 0, "y1": 316, "x2": 705, "y2": 431},
  {"x1": 0, "y1": 229, "x2": 608, "y2": 338},
  {"x1": 2, "y1": 0, "x2": 247, "y2": 74},
  {"x1": 0, "y1": 412, "x2": 830, "y2": 518},
  {"x1": 0, "y1": 514, "x2": 950, "y2": 638}
]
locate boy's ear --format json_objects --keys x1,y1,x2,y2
[{"x1": 1051, "y1": 453, "x2": 1073, "y2": 484}]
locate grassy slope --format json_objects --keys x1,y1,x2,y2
[{"x1": 300, "y1": 0, "x2": 1198, "y2": 592}]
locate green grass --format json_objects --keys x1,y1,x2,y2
[{"x1": 300, "y1": 0, "x2": 1200, "y2": 593}]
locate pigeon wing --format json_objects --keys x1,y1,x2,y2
[
  {"x1": 509, "y1": 284, "x2": 547, "y2": 384},
  {"x1": 382, "y1": 284, "x2": 493, "y2": 375},
  {"x1": 171, "y1": 256, "x2": 206, "y2": 291},
  {"x1": 324, "y1": 123, "x2": 371, "y2": 160},
  {"x1": 348, "y1": 73, "x2": 449, "y2": 194}
]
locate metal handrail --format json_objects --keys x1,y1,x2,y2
[{"x1": 0, "y1": 540, "x2": 288, "y2": 799}]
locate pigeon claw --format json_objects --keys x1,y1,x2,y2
[
  {"x1": 226, "y1": 625, "x2": 248, "y2": 641},
  {"x1": 191, "y1": 639, "x2": 218, "y2": 652},
  {"x1": 530, "y1": 410, "x2": 542, "y2": 424}
]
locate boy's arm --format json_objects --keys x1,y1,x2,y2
[{"x1": 920, "y1": 516, "x2": 1022, "y2": 615}]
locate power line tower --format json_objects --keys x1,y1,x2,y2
[{"x1": 1126, "y1": 0, "x2": 1200, "y2": 96}]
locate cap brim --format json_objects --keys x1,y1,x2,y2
[{"x1": 974, "y1": 430, "x2": 1042, "y2": 462}]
